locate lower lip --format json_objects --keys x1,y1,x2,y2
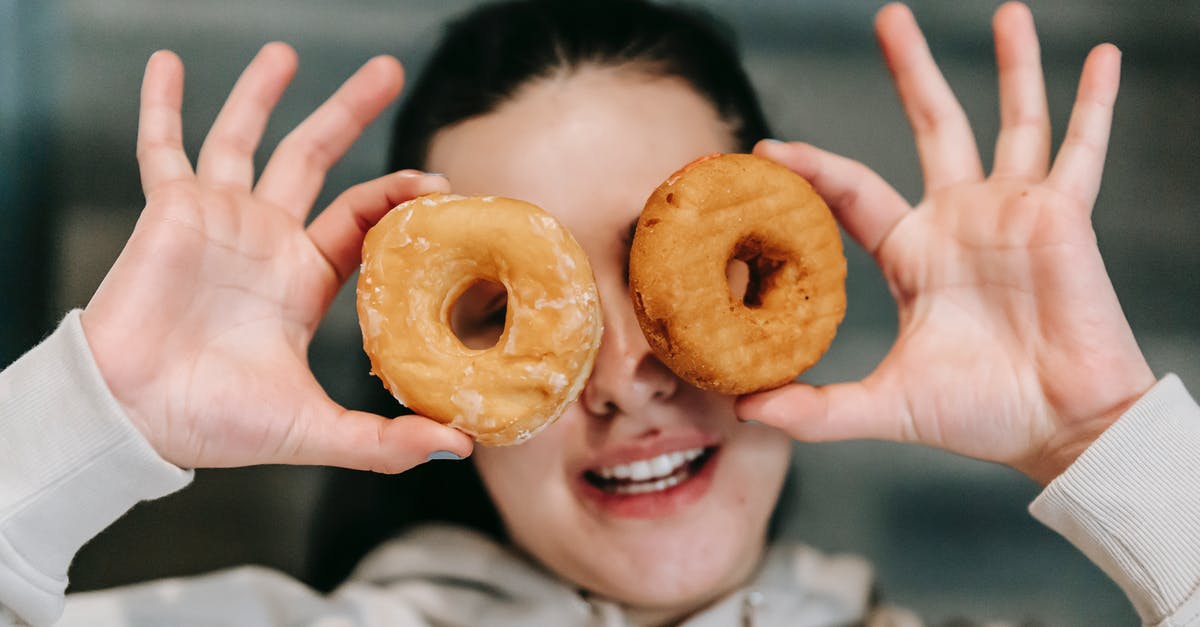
[{"x1": 575, "y1": 448, "x2": 720, "y2": 519}]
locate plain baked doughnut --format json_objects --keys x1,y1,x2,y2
[
  {"x1": 629, "y1": 153, "x2": 846, "y2": 394},
  {"x1": 357, "y1": 193, "x2": 603, "y2": 445}
]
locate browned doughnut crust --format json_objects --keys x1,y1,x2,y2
[
  {"x1": 357, "y1": 193, "x2": 603, "y2": 445},
  {"x1": 629, "y1": 153, "x2": 846, "y2": 394}
]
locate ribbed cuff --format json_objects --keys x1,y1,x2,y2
[
  {"x1": 0, "y1": 310, "x2": 193, "y2": 625},
  {"x1": 1030, "y1": 374, "x2": 1200, "y2": 626}
]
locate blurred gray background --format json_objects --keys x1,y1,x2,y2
[{"x1": 2, "y1": 0, "x2": 1198, "y2": 625}]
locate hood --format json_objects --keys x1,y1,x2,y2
[{"x1": 346, "y1": 524, "x2": 894, "y2": 626}]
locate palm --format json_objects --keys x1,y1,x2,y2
[
  {"x1": 742, "y1": 5, "x2": 1154, "y2": 484},
  {"x1": 145, "y1": 183, "x2": 335, "y2": 335},
  {"x1": 878, "y1": 181, "x2": 1137, "y2": 465},
  {"x1": 81, "y1": 44, "x2": 472, "y2": 472},
  {"x1": 118, "y1": 184, "x2": 332, "y2": 467}
]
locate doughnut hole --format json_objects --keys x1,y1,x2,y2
[
  {"x1": 448, "y1": 278, "x2": 509, "y2": 350},
  {"x1": 729, "y1": 237, "x2": 789, "y2": 308},
  {"x1": 725, "y1": 259, "x2": 749, "y2": 303}
]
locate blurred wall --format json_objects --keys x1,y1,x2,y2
[
  {"x1": 3, "y1": 1, "x2": 1198, "y2": 625},
  {"x1": 0, "y1": 1, "x2": 59, "y2": 367}
]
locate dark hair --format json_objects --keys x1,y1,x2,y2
[
  {"x1": 309, "y1": 0, "x2": 775, "y2": 591},
  {"x1": 387, "y1": 0, "x2": 772, "y2": 172}
]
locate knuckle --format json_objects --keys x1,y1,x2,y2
[
  {"x1": 909, "y1": 100, "x2": 965, "y2": 136},
  {"x1": 279, "y1": 133, "x2": 338, "y2": 175},
  {"x1": 150, "y1": 181, "x2": 200, "y2": 209},
  {"x1": 136, "y1": 141, "x2": 173, "y2": 164},
  {"x1": 369, "y1": 456, "x2": 411, "y2": 475},
  {"x1": 200, "y1": 132, "x2": 257, "y2": 161},
  {"x1": 1004, "y1": 109, "x2": 1049, "y2": 132}
]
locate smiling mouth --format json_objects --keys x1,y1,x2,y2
[{"x1": 583, "y1": 446, "x2": 718, "y2": 495}]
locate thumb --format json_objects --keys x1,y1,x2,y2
[
  {"x1": 735, "y1": 379, "x2": 903, "y2": 443},
  {"x1": 284, "y1": 401, "x2": 475, "y2": 473}
]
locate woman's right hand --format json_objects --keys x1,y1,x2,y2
[{"x1": 80, "y1": 43, "x2": 474, "y2": 473}]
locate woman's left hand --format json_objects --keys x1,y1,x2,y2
[{"x1": 737, "y1": 2, "x2": 1156, "y2": 485}]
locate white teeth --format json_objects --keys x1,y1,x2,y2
[
  {"x1": 593, "y1": 447, "x2": 706, "y2": 483},
  {"x1": 629, "y1": 460, "x2": 653, "y2": 481},
  {"x1": 649, "y1": 455, "x2": 674, "y2": 477},
  {"x1": 612, "y1": 473, "x2": 686, "y2": 495}
]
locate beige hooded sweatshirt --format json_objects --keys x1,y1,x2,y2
[
  {"x1": 1, "y1": 312, "x2": 1198, "y2": 626},
  {"x1": 55, "y1": 524, "x2": 920, "y2": 626}
]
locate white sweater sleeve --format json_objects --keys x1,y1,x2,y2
[
  {"x1": 1030, "y1": 374, "x2": 1200, "y2": 627},
  {"x1": 0, "y1": 311, "x2": 193, "y2": 626}
]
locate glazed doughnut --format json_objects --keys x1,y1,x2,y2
[
  {"x1": 630, "y1": 153, "x2": 846, "y2": 394},
  {"x1": 357, "y1": 193, "x2": 603, "y2": 445}
]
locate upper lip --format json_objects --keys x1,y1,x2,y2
[{"x1": 576, "y1": 432, "x2": 721, "y2": 476}]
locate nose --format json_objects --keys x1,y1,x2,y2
[{"x1": 580, "y1": 283, "x2": 678, "y2": 417}]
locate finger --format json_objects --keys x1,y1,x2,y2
[
  {"x1": 307, "y1": 170, "x2": 452, "y2": 283},
  {"x1": 195, "y1": 42, "x2": 298, "y2": 188},
  {"x1": 1047, "y1": 44, "x2": 1122, "y2": 211},
  {"x1": 137, "y1": 50, "x2": 194, "y2": 196},
  {"x1": 991, "y1": 2, "x2": 1051, "y2": 179},
  {"x1": 735, "y1": 380, "x2": 906, "y2": 444},
  {"x1": 255, "y1": 55, "x2": 405, "y2": 219},
  {"x1": 286, "y1": 406, "x2": 475, "y2": 474},
  {"x1": 876, "y1": 3, "x2": 984, "y2": 192},
  {"x1": 755, "y1": 140, "x2": 910, "y2": 256}
]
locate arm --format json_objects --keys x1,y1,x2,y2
[
  {"x1": 1031, "y1": 374, "x2": 1200, "y2": 627},
  {"x1": 1, "y1": 43, "x2": 473, "y2": 626},
  {"x1": 0, "y1": 312, "x2": 191, "y2": 626},
  {"x1": 737, "y1": 2, "x2": 1198, "y2": 623},
  {"x1": 0, "y1": 326, "x2": 430, "y2": 627}
]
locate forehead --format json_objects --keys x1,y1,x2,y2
[{"x1": 425, "y1": 67, "x2": 736, "y2": 234}]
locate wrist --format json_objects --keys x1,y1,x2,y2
[
  {"x1": 78, "y1": 307, "x2": 166, "y2": 458},
  {"x1": 1029, "y1": 374, "x2": 1200, "y2": 623},
  {"x1": 1020, "y1": 415, "x2": 1120, "y2": 487},
  {"x1": 1020, "y1": 371, "x2": 1157, "y2": 486}
]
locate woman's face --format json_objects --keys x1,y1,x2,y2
[{"x1": 426, "y1": 67, "x2": 793, "y2": 619}]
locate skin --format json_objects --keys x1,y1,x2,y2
[
  {"x1": 427, "y1": 67, "x2": 793, "y2": 623},
  {"x1": 75, "y1": 2, "x2": 1154, "y2": 625},
  {"x1": 83, "y1": 44, "x2": 474, "y2": 473},
  {"x1": 737, "y1": 3, "x2": 1156, "y2": 486}
]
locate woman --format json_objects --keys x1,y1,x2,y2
[{"x1": 1, "y1": 0, "x2": 1196, "y2": 625}]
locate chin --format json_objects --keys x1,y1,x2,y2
[{"x1": 573, "y1": 517, "x2": 769, "y2": 611}]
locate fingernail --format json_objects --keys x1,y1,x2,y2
[
  {"x1": 763, "y1": 138, "x2": 785, "y2": 144},
  {"x1": 396, "y1": 169, "x2": 423, "y2": 177},
  {"x1": 742, "y1": 420, "x2": 762, "y2": 426},
  {"x1": 426, "y1": 450, "x2": 462, "y2": 461},
  {"x1": 422, "y1": 172, "x2": 445, "y2": 177}
]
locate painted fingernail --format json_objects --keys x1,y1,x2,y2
[{"x1": 426, "y1": 450, "x2": 463, "y2": 461}]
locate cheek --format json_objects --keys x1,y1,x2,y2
[
  {"x1": 473, "y1": 411, "x2": 577, "y2": 522},
  {"x1": 719, "y1": 426, "x2": 793, "y2": 514}
]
